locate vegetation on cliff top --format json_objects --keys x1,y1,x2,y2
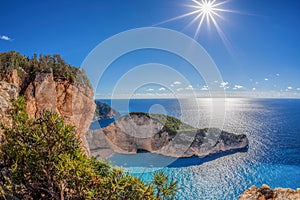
[
  {"x1": 94, "y1": 101, "x2": 120, "y2": 120},
  {"x1": 0, "y1": 51, "x2": 91, "y2": 91},
  {"x1": 0, "y1": 97, "x2": 177, "y2": 199},
  {"x1": 129, "y1": 112, "x2": 196, "y2": 134}
]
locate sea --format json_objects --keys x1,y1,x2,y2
[{"x1": 91, "y1": 98, "x2": 300, "y2": 200}]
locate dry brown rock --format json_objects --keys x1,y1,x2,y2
[
  {"x1": 5, "y1": 70, "x2": 20, "y2": 87},
  {"x1": 86, "y1": 112, "x2": 248, "y2": 159},
  {"x1": 0, "y1": 70, "x2": 95, "y2": 152},
  {"x1": 239, "y1": 184, "x2": 300, "y2": 200},
  {"x1": 0, "y1": 81, "x2": 19, "y2": 137},
  {"x1": 24, "y1": 72, "x2": 95, "y2": 150}
]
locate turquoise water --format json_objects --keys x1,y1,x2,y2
[{"x1": 93, "y1": 98, "x2": 300, "y2": 199}]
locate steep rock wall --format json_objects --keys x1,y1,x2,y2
[{"x1": 0, "y1": 70, "x2": 95, "y2": 151}]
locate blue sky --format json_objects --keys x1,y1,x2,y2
[{"x1": 1, "y1": 0, "x2": 300, "y2": 98}]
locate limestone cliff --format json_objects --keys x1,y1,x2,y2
[
  {"x1": 86, "y1": 112, "x2": 248, "y2": 158},
  {"x1": 0, "y1": 52, "x2": 95, "y2": 151},
  {"x1": 239, "y1": 184, "x2": 300, "y2": 200},
  {"x1": 93, "y1": 101, "x2": 120, "y2": 120},
  {"x1": 0, "y1": 81, "x2": 18, "y2": 137},
  {"x1": 24, "y1": 72, "x2": 95, "y2": 148}
]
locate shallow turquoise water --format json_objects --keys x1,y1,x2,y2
[{"x1": 94, "y1": 98, "x2": 300, "y2": 199}]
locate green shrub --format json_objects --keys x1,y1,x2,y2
[
  {"x1": 0, "y1": 97, "x2": 177, "y2": 199},
  {"x1": 0, "y1": 51, "x2": 91, "y2": 92}
]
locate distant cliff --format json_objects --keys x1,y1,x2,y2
[
  {"x1": 93, "y1": 101, "x2": 120, "y2": 120},
  {"x1": 239, "y1": 184, "x2": 300, "y2": 200},
  {"x1": 0, "y1": 51, "x2": 95, "y2": 150},
  {"x1": 86, "y1": 112, "x2": 248, "y2": 158}
]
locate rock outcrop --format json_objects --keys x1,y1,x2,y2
[
  {"x1": 24, "y1": 72, "x2": 95, "y2": 148},
  {"x1": 93, "y1": 101, "x2": 120, "y2": 120},
  {"x1": 86, "y1": 112, "x2": 248, "y2": 158},
  {"x1": 0, "y1": 52, "x2": 95, "y2": 151},
  {"x1": 239, "y1": 184, "x2": 300, "y2": 200},
  {"x1": 0, "y1": 81, "x2": 19, "y2": 137}
]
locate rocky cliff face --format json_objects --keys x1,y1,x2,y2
[
  {"x1": 86, "y1": 112, "x2": 248, "y2": 158},
  {"x1": 93, "y1": 101, "x2": 120, "y2": 120},
  {"x1": 0, "y1": 69, "x2": 95, "y2": 151},
  {"x1": 0, "y1": 81, "x2": 18, "y2": 137},
  {"x1": 24, "y1": 72, "x2": 95, "y2": 148},
  {"x1": 239, "y1": 184, "x2": 300, "y2": 200}
]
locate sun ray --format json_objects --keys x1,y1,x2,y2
[
  {"x1": 153, "y1": 0, "x2": 241, "y2": 55},
  {"x1": 194, "y1": 13, "x2": 206, "y2": 38},
  {"x1": 212, "y1": 1, "x2": 229, "y2": 8},
  {"x1": 212, "y1": 8, "x2": 242, "y2": 14},
  {"x1": 211, "y1": 10, "x2": 225, "y2": 20},
  {"x1": 209, "y1": 12, "x2": 233, "y2": 54},
  {"x1": 191, "y1": 0, "x2": 203, "y2": 6},
  {"x1": 184, "y1": 12, "x2": 204, "y2": 30},
  {"x1": 153, "y1": 10, "x2": 201, "y2": 26}
]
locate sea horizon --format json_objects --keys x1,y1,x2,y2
[
  {"x1": 95, "y1": 97, "x2": 300, "y2": 100},
  {"x1": 2, "y1": 0, "x2": 300, "y2": 198},
  {"x1": 91, "y1": 98, "x2": 300, "y2": 199}
]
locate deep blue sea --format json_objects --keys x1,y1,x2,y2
[{"x1": 92, "y1": 98, "x2": 300, "y2": 200}]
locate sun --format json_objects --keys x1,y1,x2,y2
[
  {"x1": 187, "y1": 0, "x2": 230, "y2": 39},
  {"x1": 200, "y1": 1, "x2": 214, "y2": 15},
  {"x1": 156, "y1": 0, "x2": 236, "y2": 47}
]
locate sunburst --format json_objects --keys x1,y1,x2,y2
[{"x1": 155, "y1": 0, "x2": 236, "y2": 48}]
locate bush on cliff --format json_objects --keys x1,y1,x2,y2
[
  {"x1": 0, "y1": 51, "x2": 91, "y2": 92},
  {"x1": 0, "y1": 97, "x2": 177, "y2": 199}
]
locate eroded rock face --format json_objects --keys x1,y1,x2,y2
[
  {"x1": 0, "y1": 81, "x2": 19, "y2": 136},
  {"x1": 86, "y1": 113, "x2": 248, "y2": 158},
  {"x1": 93, "y1": 101, "x2": 120, "y2": 120},
  {"x1": 0, "y1": 70, "x2": 95, "y2": 151},
  {"x1": 239, "y1": 184, "x2": 300, "y2": 200},
  {"x1": 24, "y1": 72, "x2": 95, "y2": 149},
  {"x1": 3, "y1": 70, "x2": 20, "y2": 87}
]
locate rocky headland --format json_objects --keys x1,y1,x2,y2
[
  {"x1": 239, "y1": 184, "x2": 300, "y2": 200},
  {"x1": 93, "y1": 101, "x2": 120, "y2": 120},
  {"x1": 2, "y1": 52, "x2": 298, "y2": 199},
  {"x1": 0, "y1": 52, "x2": 95, "y2": 150},
  {"x1": 86, "y1": 112, "x2": 249, "y2": 158}
]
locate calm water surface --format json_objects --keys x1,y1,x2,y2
[{"x1": 92, "y1": 98, "x2": 300, "y2": 200}]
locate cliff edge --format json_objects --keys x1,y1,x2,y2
[
  {"x1": 86, "y1": 112, "x2": 248, "y2": 158},
  {"x1": 0, "y1": 52, "x2": 95, "y2": 150},
  {"x1": 93, "y1": 101, "x2": 120, "y2": 120},
  {"x1": 239, "y1": 184, "x2": 300, "y2": 200}
]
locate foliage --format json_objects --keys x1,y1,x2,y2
[
  {"x1": 129, "y1": 112, "x2": 196, "y2": 133},
  {"x1": 0, "y1": 97, "x2": 177, "y2": 199},
  {"x1": 0, "y1": 51, "x2": 91, "y2": 92}
]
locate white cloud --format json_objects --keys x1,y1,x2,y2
[
  {"x1": 287, "y1": 86, "x2": 293, "y2": 90},
  {"x1": 297, "y1": 88, "x2": 300, "y2": 91},
  {"x1": 252, "y1": 88, "x2": 256, "y2": 91},
  {"x1": 185, "y1": 85, "x2": 193, "y2": 90},
  {"x1": 233, "y1": 85, "x2": 244, "y2": 90},
  {"x1": 176, "y1": 88, "x2": 184, "y2": 92},
  {"x1": 220, "y1": 81, "x2": 229, "y2": 88},
  {"x1": 276, "y1": 73, "x2": 280, "y2": 77},
  {"x1": 0, "y1": 35, "x2": 11, "y2": 41},
  {"x1": 220, "y1": 82, "x2": 229, "y2": 89},
  {"x1": 159, "y1": 87, "x2": 166, "y2": 91},
  {"x1": 170, "y1": 84, "x2": 174, "y2": 87},
  {"x1": 264, "y1": 78, "x2": 269, "y2": 81},
  {"x1": 200, "y1": 86, "x2": 209, "y2": 91},
  {"x1": 173, "y1": 81, "x2": 181, "y2": 85},
  {"x1": 147, "y1": 88, "x2": 154, "y2": 91}
]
